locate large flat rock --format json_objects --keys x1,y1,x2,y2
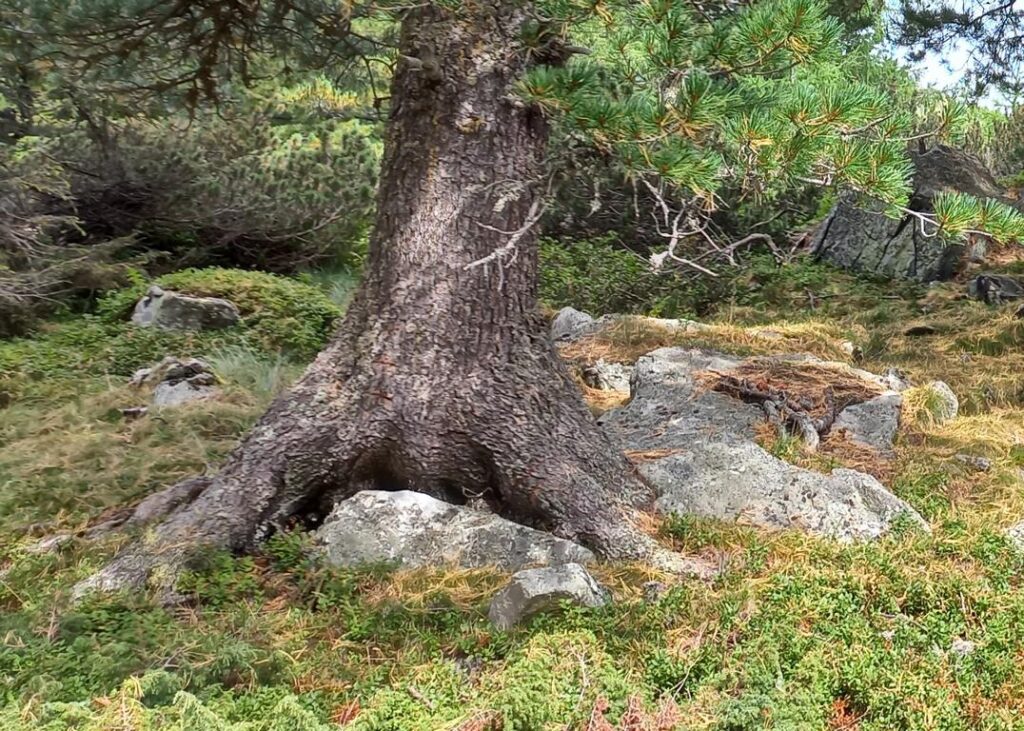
[
  {"x1": 598, "y1": 347, "x2": 927, "y2": 540},
  {"x1": 598, "y1": 348, "x2": 763, "y2": 449},
  {"x1": 314, "y1": 491, "x2": 594, "y2": 571},
  {"x1": 639, "y1": 441, "x2": 927, "y2": 541}
]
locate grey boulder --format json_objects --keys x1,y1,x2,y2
[
  {"x1": 488, "y1": 563, "x2": 610, "y2": 630},
  {"x1": 315, "y1": 490, "x2": 593, "y2": 571},
  {"x1": 639, "y1": 441, "x2": 928, "y2": 541},
  {"x1": 599, "y1": 347, "x2": 926, "y2": 540},
  {"x1": 131, "y1": 356, "x2": 220, "y2": 407},
  {"x1": 833, "y1": 392, "x2": 903, "y2": 452},
  {"x1": 550, "y1": 307, "x2": 596, "y2": 341},
  {"x1": 131, "y1": 285, "x2": 240, "y2": 331},
  {"x1": 812, "y1": 146, "x2": 1010, "y2": 281}
]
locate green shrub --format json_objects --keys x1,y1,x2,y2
[
  {"x1": 539, "y1": 236, "x2": 898, "y2": 321},
  {"x1": 98, "y1": 268, "x2": 341, "y2": 359},
  {"x1": 56, "y1": 109, "x2": 380, "y2": 273},
  {"x1": 539, "y1": 235, "x2": 704, "y2": 317}
]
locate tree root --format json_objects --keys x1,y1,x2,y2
[{"x1": 713, "y1": 374, "x2": 839, "y2": 452}]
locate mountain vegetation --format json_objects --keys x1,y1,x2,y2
[{"x1": 2, "y1": 0, "x2": 1024, "y2": 728}]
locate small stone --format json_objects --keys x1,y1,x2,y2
[
  {"x1": 950, "y1": 638, "x2": 976, "y2": 657},
  {"x1": 132, "y1": 357, "x2": 221, "y2": 408},
  {"x1": 152, "y1": 380, "x2": 218, "y2": 407},
  {"x1": 550, "y1": 307, "x2": 596, "y2": 341},
  {"x1": 967, "y1": 273, "x2": 1024, "y2": 305},
  {"x1": 581, "y1": 360, "x2": 634, "y2": 392},
  {"x1": 25, "y1": 533, "x2": 72, "y2": 555},
  {"x1": 840, "y1": 341, "x2": 864, "y2": 361},
  {"x1": 955, "y1": 454, "x2": 992, "y2": 472},
  {"x1": 1005, "y1": 521, "x2": 1024, "y2": 551},
  {"x1": 642, "y1": 581, "x2": 667, "y2": 603},
  {"x1": 833, "y1": 392, "x2": 902, "y2": 452},
  {"x1": 925, "y1": 381, "x2": 959, "y2": 424},
  {"x1": 883, "y1": 368, "x2": 912, "y2": 392},
  {"x1": 488, "y1": 563, "x2": 610, "y2": 630}
]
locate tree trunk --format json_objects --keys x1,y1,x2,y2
[{"x1": 78, "y1": 2, "x2": 700, "y2": 598}]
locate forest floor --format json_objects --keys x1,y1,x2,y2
[{"x1": 3, "y1": 255, "x2": 1024, "y2": 730}]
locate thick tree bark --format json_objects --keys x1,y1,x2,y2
[{"x1": 77, "y1": 2, "x2": 702, "y2": 598}]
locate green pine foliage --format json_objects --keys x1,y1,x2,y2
[
  {"x1": 523, "y1": 0, "x2": 1024, "y2": 242},
  {"x1": 56, "y1": 105, "x2": 380, "y2": 272}
]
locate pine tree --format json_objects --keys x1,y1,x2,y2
[{"x1": 11, "y1": 0, "x2": 1016, "y2": 594}]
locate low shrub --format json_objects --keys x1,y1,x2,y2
[
  {"x1": 98, "y1": 268, "x2": 341, "y2": 359},
  {"x1": 540, "y1": 235, "x2": 706, "y2": 317}
]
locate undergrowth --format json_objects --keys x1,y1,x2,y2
[{"x1": 4, "y1": 251, "x2": 1024, "y2": 729}]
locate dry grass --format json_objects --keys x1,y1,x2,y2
[
  {"x1": 559, "y1": 316, "x2": 855, "y2": 367},
  {"x1": 624, "y1": 447, "x2": 686, "y2": 462},
  {"x1": 0, "y1": 383, "x2": 260, "y2": 534},
  {"x1": 818, "y1": 431, "x2": 895, "y2": 481},
  {"x1": 579, "y1": 381, "x2": 631, "y2": 414},
  {"x1": 696, "y1": 357, "x2": 885, "y2": 419},
  {"x1": 353, "y1": 566, "x2": 508, "y2": 609}
]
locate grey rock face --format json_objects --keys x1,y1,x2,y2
[
  {"x1": 488, "y1": 563, "x2": 610, "y2": 630},
  {"x1": 598, "y1": 347, "x2": 926, "y2": 541},
  {"x1": 131, "y1": 356, "x2": 220, "y2": 407},
  {"x1": 833, "y1": 392, "x2": 903, "y2": 452},
  {"x1": 813, "y1": 146, "x2": 1008, "y2": 281},
  {"x1": 598, "y1": 348, "x2": 763, "y2": 449},
  {"x1": 582, "y1": 360, "x2": 634, "y2": 392},
  {"x1": 638, "y1": 441, "x2": 927, "y2": 541},
  {"x1": 131, "y1": 285, "x2": 240, "y2": 331},
  {"x1": 550, "y1": 307, "x2": 596, "y2": 341},
  {"x1": 315, "y1": 491, "x2": 593, "y2": 571}
]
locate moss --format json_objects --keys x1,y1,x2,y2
[{"x1": 97, "y1": 267, "x2": 341, "y2": 359}]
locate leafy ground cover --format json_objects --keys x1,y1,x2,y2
[{"x1": 3, "y1": 259, "x2": 1024, "y2": 729}]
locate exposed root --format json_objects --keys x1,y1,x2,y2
[
  {"x1": 710, "y1": 372, "x2": 836, "y2": 451},
  {"x1": 699, "y1": 358, "x2": 885, "y2": 452}
]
